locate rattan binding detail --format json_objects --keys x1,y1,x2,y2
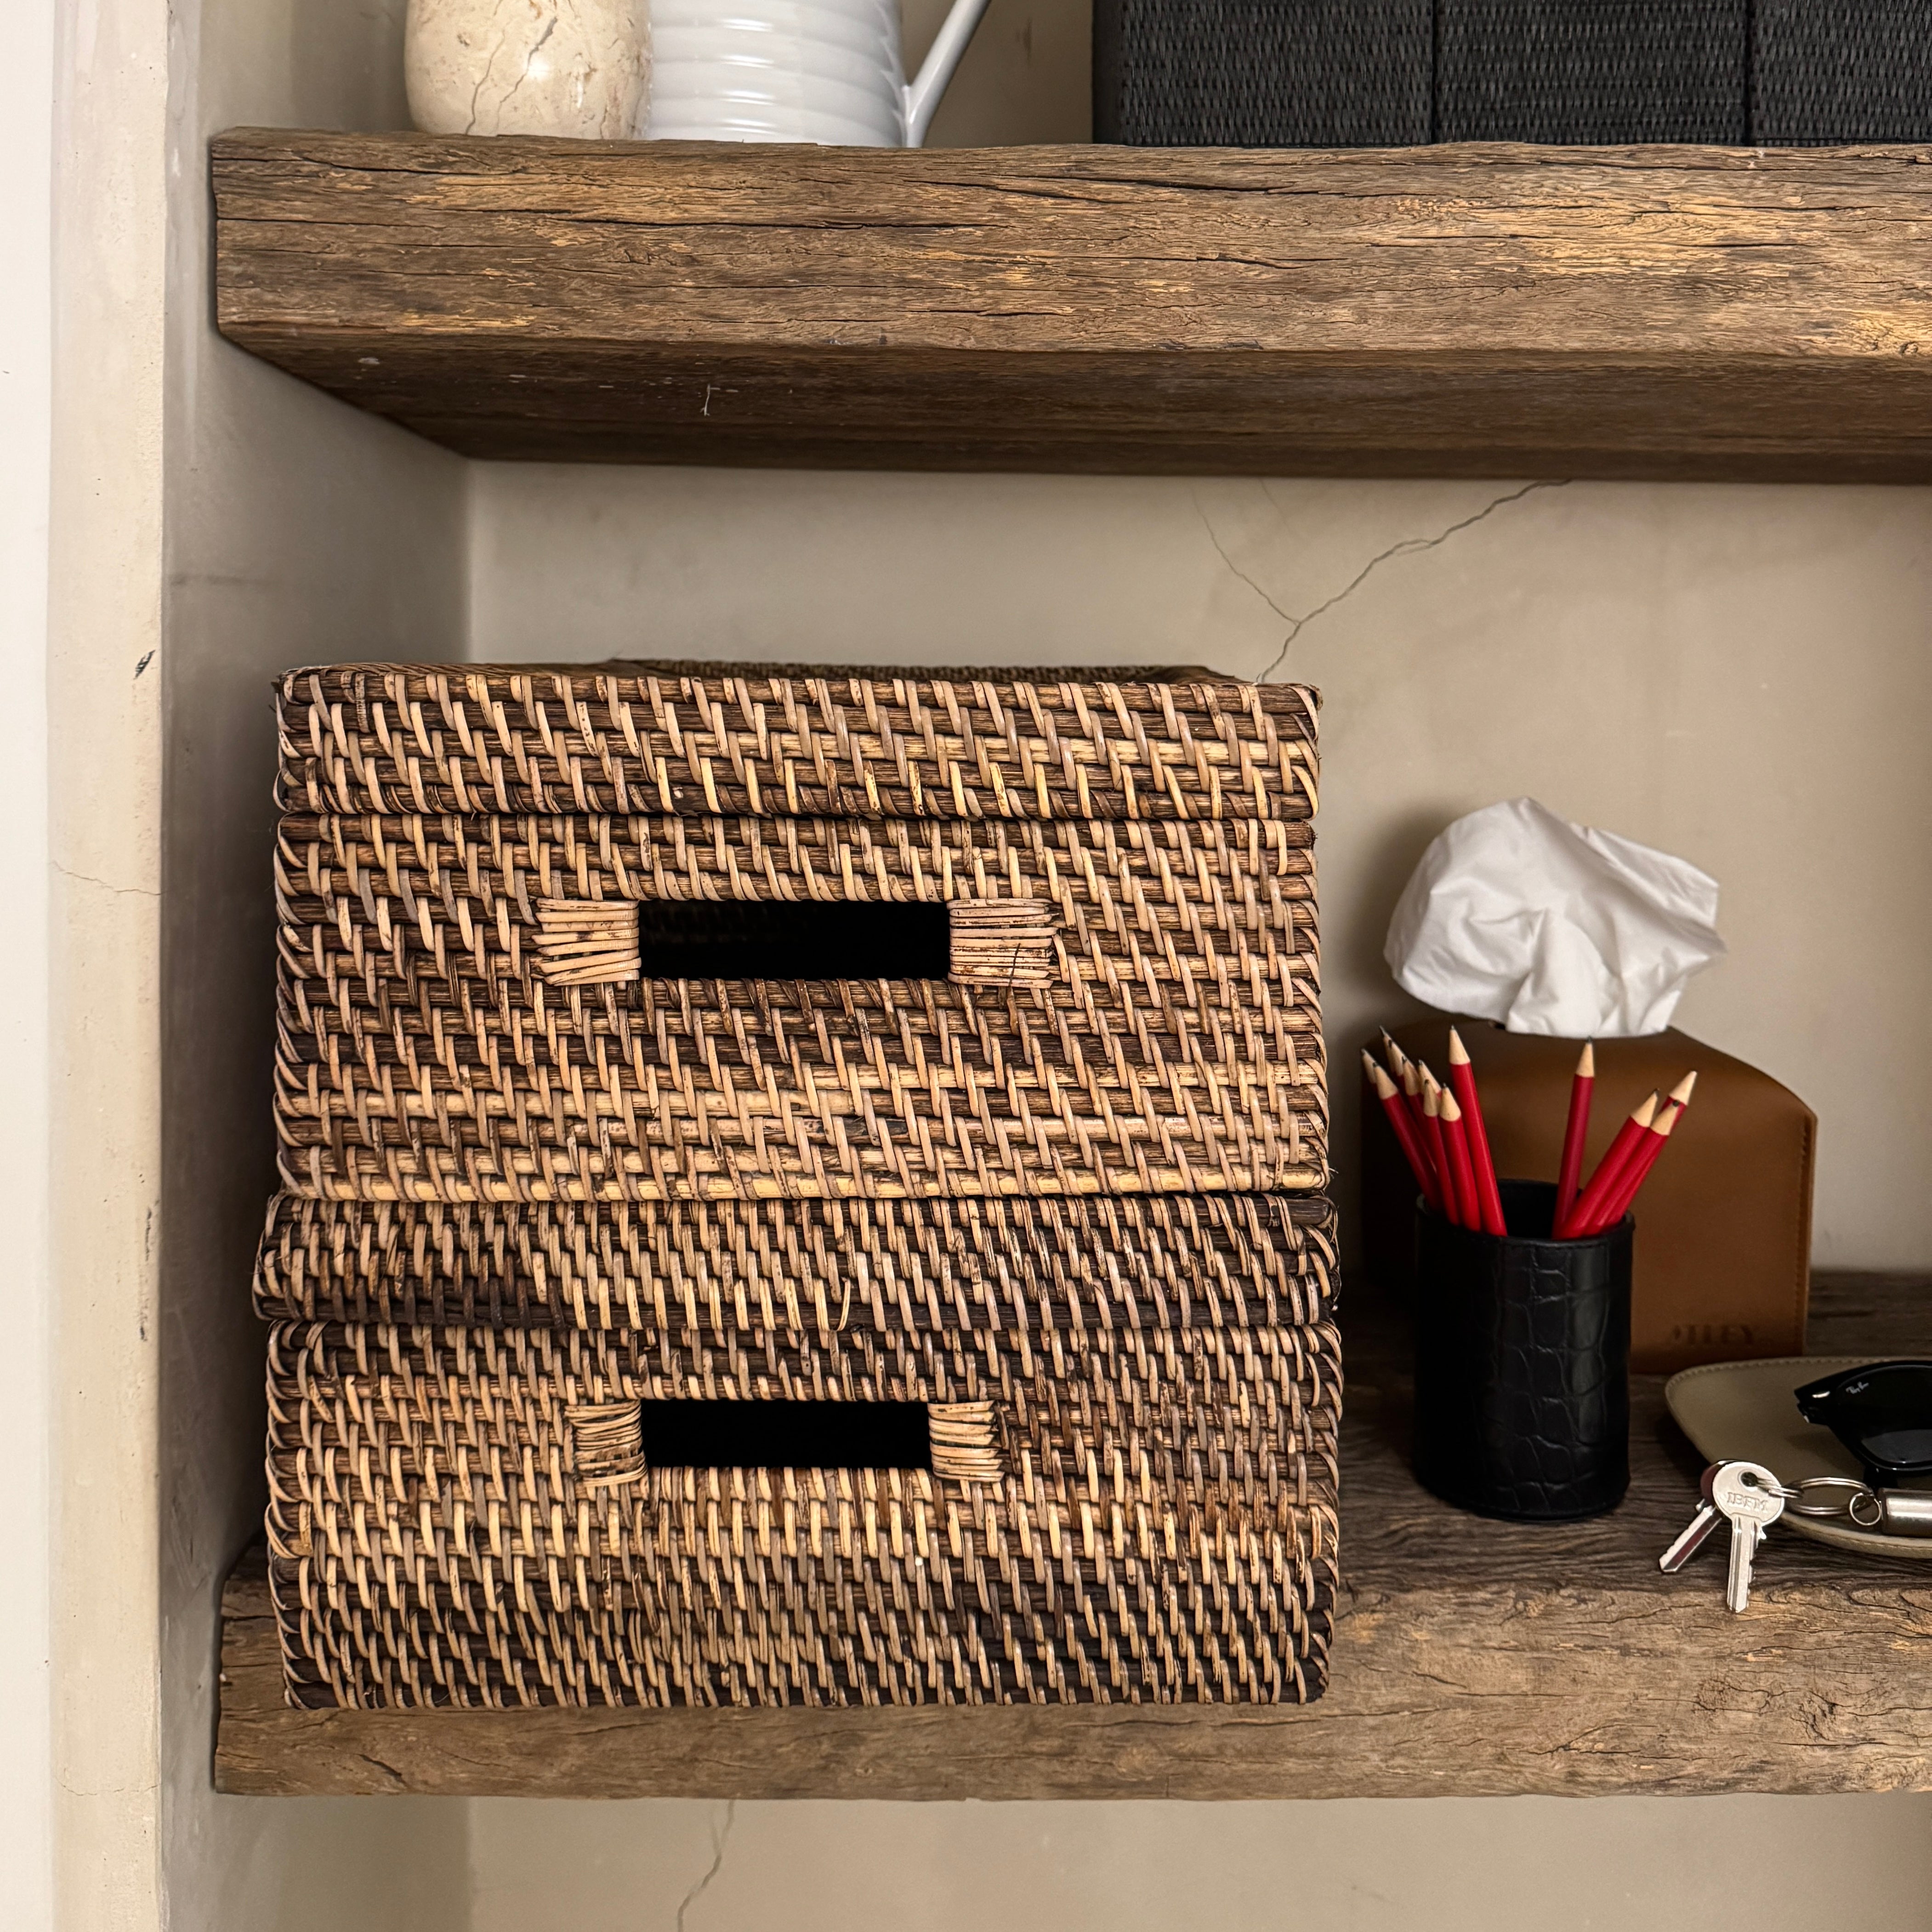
[
  {"x1": 926, "y1": 1401, "x2": 1004, "y2": 1482},
  {"x1": 533, "y1": 900, "x2": 641, "y2": 987},
  {"x1": 563, "y1": 1399, "x2": 648, "y2": 1488}
]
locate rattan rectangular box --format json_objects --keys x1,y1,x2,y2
[
  {"x1": 270, "y1": 664, "x2": 1324, "y2": 1206},
  {"x1": 261, "y1": 1197, "x2": 1340, "y2": 1708},
  {"x1": 256, "y1": 662, "x2": 1338, "y2": 1711}
]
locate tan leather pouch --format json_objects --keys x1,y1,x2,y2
[{"x1": 1362, "y1": 1021, "x2": 1814, "y2": 1374}]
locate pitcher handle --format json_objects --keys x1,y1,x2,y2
[{"x1": 902, "y1": 0, "x2": 992, "y2": 146}]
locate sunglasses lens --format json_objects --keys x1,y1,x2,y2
[
  {"x1": 1804, "y1": 1363, "x2": 1932, "y2": 1471},
  {"x1": 1863, "y1": 1425, "x2": 1932, "y2": 1465}
]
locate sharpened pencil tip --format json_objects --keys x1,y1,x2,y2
[
  {"x1": 1448, "y1": 1027, "x2": 1469, "y2": 1065},
  {"x1": 1577, "y1": 1041, "x2": 1595, "y2": 1079},
  {"x1": 1632, "y1": 1092, "x2": 1659, "y2": 1128},
  {"x1": 1670, "y1": 1070, "x2": 1698, "y2": 1106}
]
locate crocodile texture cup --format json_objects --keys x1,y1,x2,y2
[{"x1": 1413, "y1": 1179, "x2": 1632, "y2": 1522}]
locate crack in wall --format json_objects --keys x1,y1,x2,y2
[
  {"x1": 1195, "y1": 478, "x2": 1573, "y2": 682},
  {"x1": 53, "y1": 860, "x2": 159, "y2": 899},
  {"x1": 673, "y1": 1798, "x2": 737, "y2": 1932}
]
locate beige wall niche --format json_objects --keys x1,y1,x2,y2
[
  {"x1": 468, "y1": 465, "x2": 1932, "y2": 1269},
  {"x1": 465, "y1": 1791, "x2": 1932, "y2": 1932},
  {"x1": 160, "y1": 0, "x2": 471, "y2": 1926}
]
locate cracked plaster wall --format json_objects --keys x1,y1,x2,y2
[
  {"x1": 466, "y1": 1792, "x2": 1932, "y2": 1932},
  {"x1": 462, "y1": 459, "x2": 1932, "y2": 1931},
  {"x1": 160, "y1": 0, "x2": 472, "y2": 1926},
  {"x1": 142, "y1": 0, "x2": 1932, "y2": 1924},
  {"x1": 468, "y1": 465, "x2": 1932, "y2": 1272}
]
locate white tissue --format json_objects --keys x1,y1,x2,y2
[{"x1": 1384, "y1": 798, "x2": 1726, "y2": 1037}]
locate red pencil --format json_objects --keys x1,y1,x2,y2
[
  {"x1": 1365, "y1": 1052, "x2": 1442, "y2": 1212},
  {"x1": 1447, "y1": 1028, "x2": 1507, "y2": 1237},
  {"x1": 1554, "y1": 1040, "x2": 1596, "y2": 1231},
  {"x1": 1438, "y1": 1088, "x2": 1482, "y2": 1231},
  {"x1": 1558, "y1": 1091, "x2": 1659, "y2": 1238},
  {"x1": 1582, "y1": 1071, "x2": 1696, "y2": 1234},
  {"x1": 1420, "y1": 1071, "x2": 1453, "y2": 1218},
  {"x1": 1581, "y1": 1100, "x2": 1681, "y2": 1234},
  {"x1": 1382, "y1": 1031, "x2": 1430, "y2": 1135},
  {"x1": 1398, "y1": 1054, "x2": 1430, "y2": 1137}
]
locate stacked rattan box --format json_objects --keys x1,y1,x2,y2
[{"x1": 252, "y1": 663, "x2": 1339, "y2": 1709}]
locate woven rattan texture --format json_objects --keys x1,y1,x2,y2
[
  {"x1": 1094, "y1": 0, "x2": 1430, "y2": 146},
  {"x1": 1752, "y1": 0, "x2": 1932, "y2": 143},
  {"x1": 254, "y1": 1192, "x2": 1338, "y2": 1333},
  {"x1": 266, "y1": 1306, "x2": 1341, "y2": 1707},
  {"x1": 277, "y1": 665, "x2": 1319, "y2": 824},
  {"x1": 1437, "y1": 0, "x2": 1749, "y2": 143},
  {"x1": 274, "y1": 812, "x2": 1325, "y2": 1202}
]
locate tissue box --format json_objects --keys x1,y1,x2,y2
[{"x1": 1361, "y1": 1021, "x2": 1814, "y2": 1374}]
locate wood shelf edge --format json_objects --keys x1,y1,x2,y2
[
  {"x1": 209, "y1": 133, "x2": 1932, "y2": 480},
  {"x1": 216, "y1": 1548, "x2": 1932, "y2": 1800}
]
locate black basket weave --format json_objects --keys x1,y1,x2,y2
[
  {"x1": 1437, "y1": 1, "x2": 1748, "y2": 144},
  {"x1": 1753, "y1": 0, "x2": 1932, "y2": 143},
  {"x1": 1094, "y1": 0, "x2": 1432, "y2": 146},
  {"x1": 1094, "y1": 0, "x2": 1932, "y2": 148}
]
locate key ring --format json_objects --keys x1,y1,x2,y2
[{"x1": 1780, "y1": 1475, "x2": 1879, "y2": 1522}]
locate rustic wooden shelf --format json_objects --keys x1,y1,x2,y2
[
  {"x1": 214, "y1": 1273, "x2": 1932, "y2": 1798},
  {"x1": 210, "y1": 131, "x2": 1932, "y2": 480}
]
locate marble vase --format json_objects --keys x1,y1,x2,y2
[{"x1": 406, "y1": 0, "x2": 650, "y2": 138}]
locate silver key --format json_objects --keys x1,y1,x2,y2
[
  {"x1": 1659, "y1": 1465, "x2": 1724, "y2": 1573},
  {"x1": 1711, "y1": 1460, "x2": 1785, "y2": 1612}
]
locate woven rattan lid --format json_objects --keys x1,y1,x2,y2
[{"x1": 276, "y1": 662, "x2": 1318, "y2": 822}]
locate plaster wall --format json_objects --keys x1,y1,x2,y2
[
  {"x1": 0, "y1": 0, "x2": 57, "y2": 1922},
  {"x1": 46, "y1": 0, "x2": 169, "y2": 1916},
  {"x1": 450, "y1": 11, "x2": 1932, "y2": 1922},
  {"x1": 95, "y1": 0, "x2": 1932, "y2": 1923},
  {"x1": 468, "y1": 467, "x2": 1932, "y2": 1269},
  {"x1": 465, "y1": 1793, "x2": 1932, "y2": 1932},
  {"x1": 159, "y1": 0, "x2": 472, "y2": 1926}
]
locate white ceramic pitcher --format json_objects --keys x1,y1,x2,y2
[{"x1": 644, "y1": 0, "x2": 990, "y2": 145}]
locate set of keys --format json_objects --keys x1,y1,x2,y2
[
  {"x1": 1660, "y1": 1460, "x2": 1787, "y2": 1610},
  {"x1": 1661, "y1": 1458, "x2": 1932, "y2": 1610}
]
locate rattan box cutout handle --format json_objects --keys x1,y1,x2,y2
[
  {"x1": 565, "y1": 1396, "x2": 1002, "y2": 1484},
  {"x1": 534, "y1": 897, "x2": 1055, "y2": 989}
]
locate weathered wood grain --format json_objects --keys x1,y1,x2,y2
[
  {"x1": 214, "y1": 1275, "x2": 1932, "y2": 1798},
  {"x1": 210, "y1": 132, "x2": 1932, "y2": 478}
]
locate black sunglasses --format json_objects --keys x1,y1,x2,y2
[{"x1": 1795, "y1": 1360, "x2": 1932, "y2": 1483}]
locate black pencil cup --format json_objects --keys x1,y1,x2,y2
[{"x1": 1412, "y1": 1179, "x2": 1632, "y2": 1522}]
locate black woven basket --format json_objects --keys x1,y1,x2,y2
[
  {"x1": 1095, "y1": 0, "x2": 1932, "y2": 149},
  {"x1": 1437, "y1": 0, "x2": 1748, "y2": 143},
  {"x1": 1094, "y1": 0, "x2": 1432, "y2": 146},
  {"x1": 1753, "y1": 0, "x2": 1932, "y2": 144}
]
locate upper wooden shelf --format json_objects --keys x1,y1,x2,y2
[
  {"x1": 212, "y1": 131, "x2": 1932, "y2": 480},
  {"x1": 215, "y1": 1274, "x2": 1932, "y2": 1799}
]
